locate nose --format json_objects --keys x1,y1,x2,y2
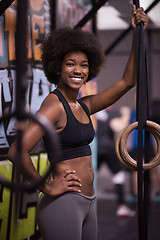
[{"x1": 73, "y1": 66, "x2": 81, "y2": 75}]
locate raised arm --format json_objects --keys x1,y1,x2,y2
[{"x1": 82, "y1": 6, "x2": 148, "y2": 115}]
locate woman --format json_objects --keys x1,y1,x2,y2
[{"x1": 8, "y1": 5, "x2": 148, "y2": 240}]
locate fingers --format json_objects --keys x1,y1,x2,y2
[
  {"x1": 132, "y1": 4, "x2": 136, "y2": 15},
  {"x1": 61, "y1": 170, "x2": 82, "y2": 193},
  {"x1": 63, "y1": 169, "x2": 76, "y2": 178},
  {"x1": 65, "y1": 172, "x2": 82, "y2": 189},
  {"x1": 65, "y1": 172, "x2": 81, "y2": 181},
  {"x1": 61, "y1": 170, "x2": 81, "y2": 183},
  {"x1": 67, "y1": 181, "x2": 82, "y2": 193},
  {"x1": 132, "y1": 6, "x2": 149, "y2": 30}
]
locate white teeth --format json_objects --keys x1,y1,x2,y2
[{"x1": 70, "y1": 77, "x2": 82, "y2": 81}]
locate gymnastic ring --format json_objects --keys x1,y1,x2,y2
[
  {"x1": 0, "y1": 110, "x2": 60, "y2": 191},
  {"x1": 115, "y1": 127, "x2": 137, "y2": 171},
  {"x1": 121, "y1": 125, "x2": 160, "y2": 170},
  {"x1": 120, "y1": 121, "x2": 160, "y2": 170},
  {"x1": 115, "y1": 121, "x2": 160, "y2": 171}
]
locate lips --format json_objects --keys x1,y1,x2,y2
[
  {"x1": 70, "y1": 76, "x2": 83, "y2": 79},
  {"x1": 69, "y1": 76, "x2": 84, "y2": 82}
]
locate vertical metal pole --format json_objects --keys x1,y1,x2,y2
[
  {"x1": 16, "y1": 0, "x2": 28, "y2": 117},
  {"x1": 14, "y1": 0, "x2": 28, "y2": 219}
]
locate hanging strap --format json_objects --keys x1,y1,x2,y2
[{"x1": 133, "y1": 1, "x2": 150, "y2": 239}]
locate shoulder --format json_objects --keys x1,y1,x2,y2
[
  {"x1": 37, "y1": 92, "x2": 64, "y2": 124},
  {"x1": 41, "y1": 92, "x2": 59, "y2": 107},
  {"x1": 79, "y1": 95, "x2": 92, "y2": 113}
]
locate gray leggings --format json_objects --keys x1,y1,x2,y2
[{"x1": 36, "y1": 192, "x2": 97, "y2": 240}]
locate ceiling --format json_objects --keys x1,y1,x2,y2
[{"x1": 97, "y1": 0, "x2": 160, "y2": 30}]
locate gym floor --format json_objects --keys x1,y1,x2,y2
[{"x1": 96, "y1": 164, "x2": 160, "y2": 240}]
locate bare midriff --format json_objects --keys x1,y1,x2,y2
[{"x1": 53, "y1": 155, "x2": 95, "y2": 196}]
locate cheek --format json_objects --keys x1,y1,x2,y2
[
  {"x1": 60, "y1": 73, "x2": 67, "y2": 82},
  {"x1": 60, "y1": 66, "x2": 68, "y2": 76},
  {"x1": 61, "y1": 66, "x2": 71, "y2": 76},
  {"x1": 85, "y1": 69, "x2": 89, "y2": 77}
]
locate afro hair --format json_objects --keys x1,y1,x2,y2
[{"x1": 41, "y1": 27, "x2": 106, "y2": 85}]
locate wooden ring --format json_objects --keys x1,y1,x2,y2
[
  {"x1": 115, "y1": 127, "x2": 137, "y2": 171},
  {"x1": 115, "y1": 120, "x2": 160, "y2": 171}
]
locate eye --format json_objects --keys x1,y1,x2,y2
[
  {"x1": 66, "y1": 62, "x2": 74, "y2": 67},
  {"x1": 82, "y1": 64, "x2": 88, "y2": 68}
]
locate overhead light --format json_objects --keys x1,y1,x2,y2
[{"x1": 97, "y1": 6, "x2": 129, "y2": 30}]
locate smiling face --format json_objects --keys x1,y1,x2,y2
[{"x1": 58, "y1": 51, "x2": 89, "y2": 90}]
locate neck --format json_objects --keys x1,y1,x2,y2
[{"x1": 56, "y1": 86, "x2": 79, "y2": 103}]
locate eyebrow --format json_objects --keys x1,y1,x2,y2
[{"x1": 65, "y1": 58, "x2": 88, "y2": 63}]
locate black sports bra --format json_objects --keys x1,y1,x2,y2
[{"x1": 44, "y1": 89, "x2": 95, "y2": 161}]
